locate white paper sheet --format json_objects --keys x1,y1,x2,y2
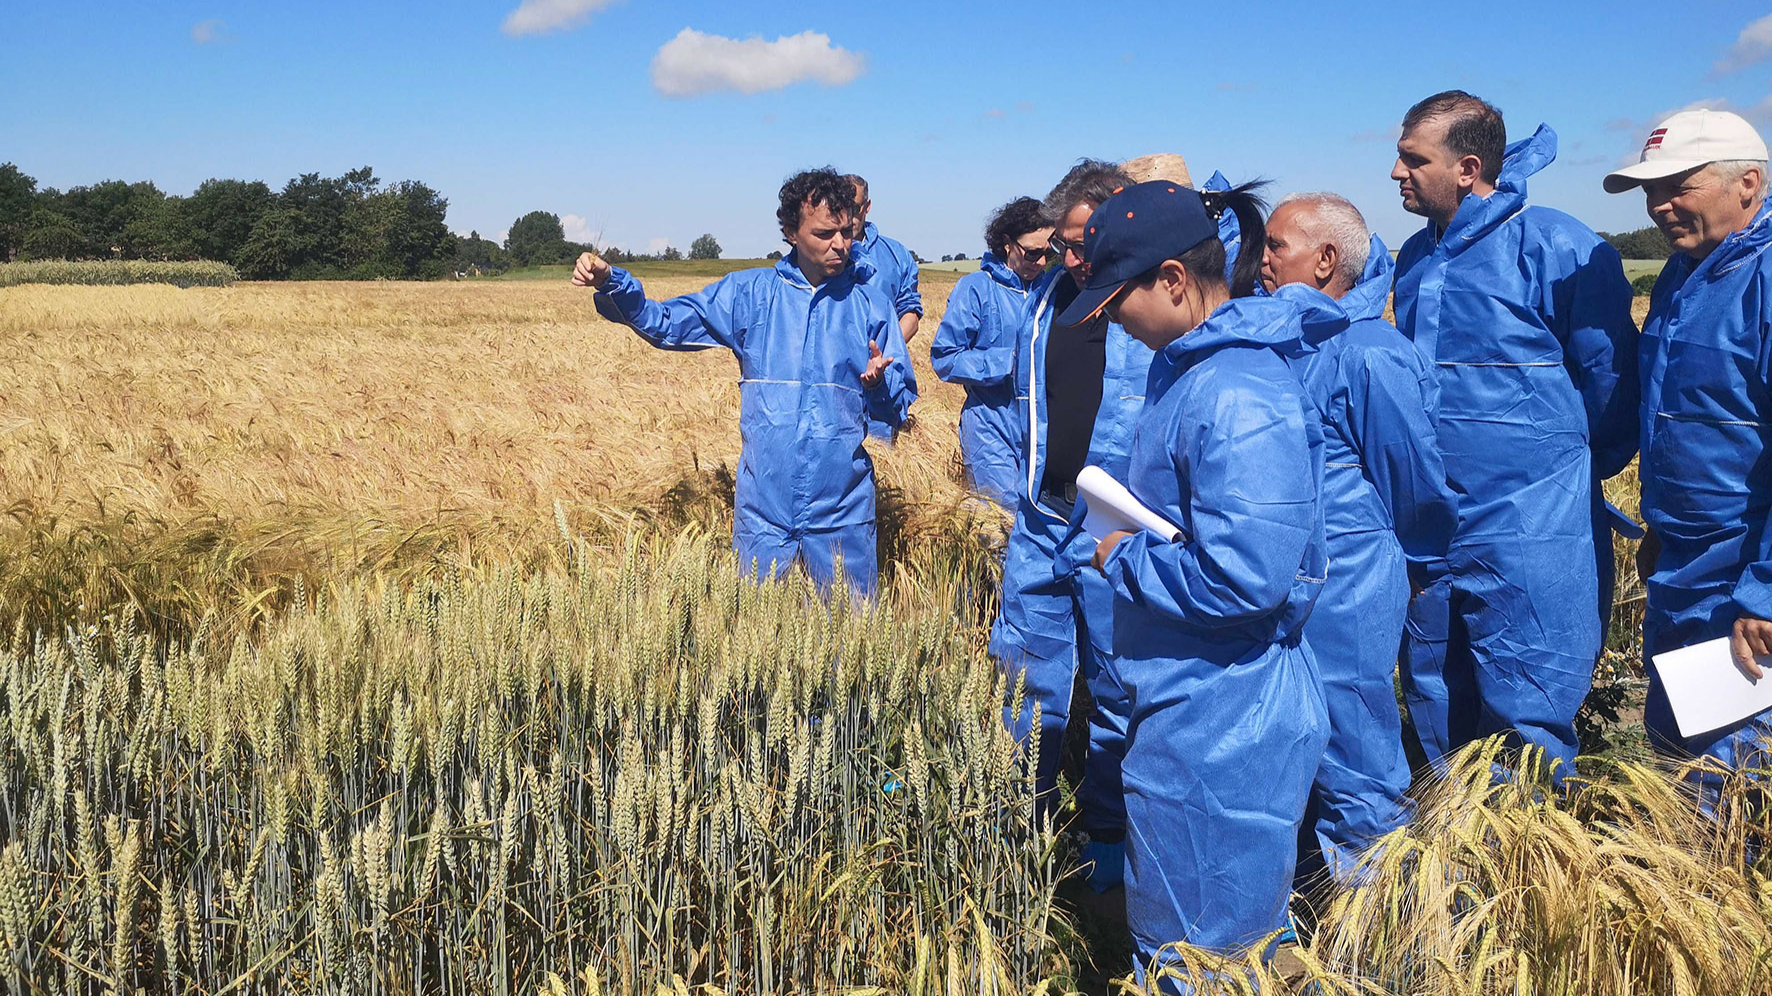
[
  {"x1": 1075, "y1": 465, "x2": 1184, "y2": 544},
  {"x1": 1650, "y1": 636, "x2": 1772, "y2": 738}
]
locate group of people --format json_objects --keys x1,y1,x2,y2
[{"x1": 571, "y1": 91, "x2": 1772, "y2": 985}]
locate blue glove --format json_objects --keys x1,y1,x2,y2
[{"x1": 1081, "y1": 838, "x2": 1125, "y2": 893}]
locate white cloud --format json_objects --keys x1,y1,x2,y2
[
  {"x1": 650, "y1": 28, "x2": 866, "y2": 98},
  {"x1": 191, "y1": 19, "x2": 227, "y2": 44},
  {"x1": 646, "y1": 236, "x2": 671, "y2": 254},
  {"x1": 561, "y1": 214, "x2": 600, "y2": 244},
  {"x1": 1716, "y1": 13, "x2": 1772, "y2": 75},
  {"x1": 502, "y1": 0, "x2": 622, "y2": 37}
]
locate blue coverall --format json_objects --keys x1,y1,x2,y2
[{"x1": 594, "y1": 254, "x2": 917, "y2": 592}]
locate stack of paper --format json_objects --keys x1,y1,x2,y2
[
  {"x1": 1075, "y1": 465, "x2": 1184, "y2": 544},
  {"x1": 1650, "y1": 637, "x2": 1772, "y2": 738}
]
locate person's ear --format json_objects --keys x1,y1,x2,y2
[
  {"x1": 1457, "y1": 154, "x2": 1484, "y2": 193},
  {"x1": 1315, "y1": 243, "x2": 1339, "y2": 286},
  {"x1": 1741, "y1": 168, "x2": 1763, "y2": 207},
  {"x1": 1162, "y1": 259, "x2": 1189, "y2": 304}
]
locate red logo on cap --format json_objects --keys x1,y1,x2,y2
[{"x1": 1644, "y1": 128, "x2": 1667, "y2": 153}]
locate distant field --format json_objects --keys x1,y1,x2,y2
[
  {"x1": 1623, "y1": 258, "x2": 1665, "y2": 283},
  {"x1": 491, "y1": 258, "x2": 768, "y2": 281},
  {"x1": 493, "y1": 257, "x2": 969, "y2": 286}
]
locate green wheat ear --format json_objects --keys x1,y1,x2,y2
[{"x1": 0, "y1": 506, "x2": 1746, "y2": 994}]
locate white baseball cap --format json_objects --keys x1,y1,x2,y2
[{"x1": 1604, "y1": 109, "x2": 1769, "y2": 193}]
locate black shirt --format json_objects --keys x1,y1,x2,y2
[{"x1": 1041, "y1": 274, "x2": 1110, "y2": 494}]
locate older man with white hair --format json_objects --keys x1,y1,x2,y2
[
  {"x1": 1260, "y1": 193, "x2": 1456, "y2": 885},
  {"x1": 1605, "y1": 109, "x2": 1772, "y2": 778}
]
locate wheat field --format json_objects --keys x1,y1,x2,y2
[{"x1": 2, "y1": 275, "x2": 1763, "y2": 996}]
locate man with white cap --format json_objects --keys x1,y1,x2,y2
[{"x1": 1605, "y1": 109, "x2": 1772, "y2": 777}]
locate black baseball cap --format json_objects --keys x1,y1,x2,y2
[{"x1": 1055, "y1": 180, "x2": 1220, "y2": 328}]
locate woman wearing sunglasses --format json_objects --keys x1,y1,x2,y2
[{"x1": 930, "y1": 196, "x2": 1053, "y2": 509}]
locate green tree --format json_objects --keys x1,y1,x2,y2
[
  {"x1": 20, "y1": 209, "x2": 81, "y2": 260},
  {"x1": 377, "y1": 180, "x2": 454, "y2": 277},
  {"x1": 453, "y1": 230, "x2": 511, "y2": 274},
  {"x1": 48, "y1": 179, "x2": 166, "y2": 258},
  {"x1": 122, "y1": 195, "x2": 198, "y2": 260},
  {"x1": 688, "y1": 233, "x2": 722, "y2": 260},
  {"x1": 183, "y1": 178, "x2": 274, "y2": 265},
  {"x1": 277, "y1": 172, "x2": 352, "y2": 276},
  {"x1": 506, "y1": 211, "x2": 567, "y2": 267},
  {"x1": 0, "y1": 163, "x2": 37, "y2": 260},
  {"x1": 660, "y1": 246, "x2": 683, "y2": 261},
  {"x1": 1601, "y1": 225, "x2": 1672, "y2": 260},
  {"x1": 236, "y1": 207, "x2": 304, "y2": 279}
]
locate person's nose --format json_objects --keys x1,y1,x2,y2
[{"x1": 1390, "y1": 160, "x2": 1409, "y2": 182}]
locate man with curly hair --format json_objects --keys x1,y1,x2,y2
[{"x1": 572, "y1": 168, "x2": 917, "y2": 593}]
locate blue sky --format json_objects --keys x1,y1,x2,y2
[{"x1": 6, "y1": 2, "x2": 1772, "y2": 259}]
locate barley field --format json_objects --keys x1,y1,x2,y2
[{"x1": 2, "y1": 274, "x2": 1765, "y2": 995}]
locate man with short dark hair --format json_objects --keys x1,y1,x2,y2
[
  {"x1": 1391, "y1": 91, "x2": 1638, "y2": 772},
  {"x1": 1605, "y1": 109, "x2": 1772, "y2": 781},
  {"x1": 572, "y1": 168, "x2": 916, "y2": 593},
  {"x1": 845, "y1": 173, "x2": 924, "y2": 345}
]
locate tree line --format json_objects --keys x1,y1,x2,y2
[
  {"x1": 0, "y1": 163, "x2": 725, "y2": 280},
  {"x1": 1599, "y1": 225, "x2": 1672, "y2": 261}
]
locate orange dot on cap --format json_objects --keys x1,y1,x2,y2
[
  {"x1": 1168, "y1": 187, "x2": 1177, "y2": 193},
  {"x1": 1126, "y1": 211, "x2": 1135, "y2": 219},
  {"x1": 1111, "y1": 186, "x2": 1124, "y2": 195},
  {"x1": 1089, "y1": 227, "x2": 1096, "y2": 234}
]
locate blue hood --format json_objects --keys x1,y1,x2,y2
[
  {"x1": 1441, "y1": 124, "x2": 1557, "y2": 255},
  {"x1": 1163, "y1": 293, "x2": 1309, "y2": 363},
  {"x1": 1340, "y1": 233, "x2": 1393, "y2": 323},
  {"x1": 1283, "y1": 233, "x2": 1396, "y2": 347},
  {"x1": 1704, "y1": 196, "x2": 1772, "y2": 277},
  {"x1": 979, "y1": 251, "x2": 1028, "y2": 291},
  {"x1": 779, "y1": 248, "x2": 875, "y2": 289}
]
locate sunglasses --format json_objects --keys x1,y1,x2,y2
[
  {"x1": 1048, "y1": 234, "x2": 1085, "y2": 261},
  {"x1": 1012, "y1": 242, "x2": 1051, "y2": 263}
]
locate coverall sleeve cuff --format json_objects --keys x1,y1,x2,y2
[
  {"x1": 592, "y1": 267, "x2": 640, "y2": 320},
  {"x1": 1731, "y1": 564, "x2": 1772, "y2": 622}
]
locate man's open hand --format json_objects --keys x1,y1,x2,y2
[
  {"x1": 860, "y1": 340, "x2": 894, "y2": 389},
  {"x1": 1732, "y1": 615, "x2": 1772, "y2": 680},
  {"x1": 571, "y1": 251, "x2": 612, "y2": 289}
]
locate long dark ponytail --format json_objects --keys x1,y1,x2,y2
[{"x1": 1194, "y1": 180, "x2": 1270, "y2": 298}]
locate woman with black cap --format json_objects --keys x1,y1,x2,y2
[{"x1": 1062, "y1": 179, "x2": 1330, "y2": 986}]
